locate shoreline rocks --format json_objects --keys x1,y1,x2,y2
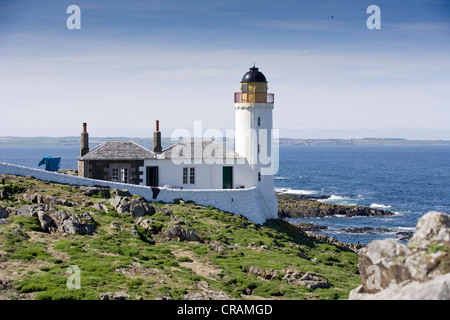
[
  {"x1": 349, "y1": 211, "x2": 450, "y2": 300},
  {"x1": 277, "y1": 193, "x2": 394, "y2": 219}
]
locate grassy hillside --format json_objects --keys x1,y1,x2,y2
[{"x1": 0, "y1": 174, "x2": 360, "y2": 300}]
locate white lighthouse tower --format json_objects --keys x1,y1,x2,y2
[{"x1": 234, "y1": 66, "x2": 278, "y2": 220}]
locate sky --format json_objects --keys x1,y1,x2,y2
[{"x1": 0, "y1": 0, "x2": 449, "y2": 139}]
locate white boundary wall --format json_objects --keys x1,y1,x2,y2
[{"x1": 0, "y1": 162, "x2": 270, "y2": 224}]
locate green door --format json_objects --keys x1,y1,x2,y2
[{"x1": 223, "y1": 166, "x2": 233, "y2": 189}]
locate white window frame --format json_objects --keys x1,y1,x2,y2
[
  {"x1": 111, "y1": 167, "x2": 128, "y2": 183},
  {"x1": 183, "y1": 167, "x2": 195, "y2": 185}
]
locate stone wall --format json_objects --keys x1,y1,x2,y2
[{"x1": 0, "y1": 162, "x2": 271, "y2": 224}]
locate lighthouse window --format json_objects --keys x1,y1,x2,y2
[
  {"x1": 258, "y1": 117, "x2": 261, "y2": 126},
  {"x1": 242, "y1": 84, "x2": 247, "y2": 92},
  {"x1": 258, "y1": 172, "x2": 261, "y2": 182},
  {"x1": 257, "y1": 144, "x2": 260, "y2": 154}
]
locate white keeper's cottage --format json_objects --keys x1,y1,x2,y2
[{"x1": 77, "y1": 66, "x2": 278, "y2": 221}]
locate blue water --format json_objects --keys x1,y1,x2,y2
[
  {"x1": 275, "y1": 145, "x2": 450, "y2": 244},
  {"x1": 1, "y1": 144, "x2": 449, "y2": 244}
]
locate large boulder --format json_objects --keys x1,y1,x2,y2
[
  {"x1": 109, "y1": 196, "x2": 156, "y2": 217},
  {"x1": 130, "y1": 198, "x2": 155, "y2": 217},
  {"x1": 408, "y1": 211, "x2": 450, "y2": 250},
  {"x1": 15, "y1": 205, "x2": 44, "y2": 218},
  {"x1": 162, "y1": 225, "x2": 202, "y2": 242},
  {"x1": 109, "y1": 196, "x2": 131, "y2": 214},
  {"x1": 350, "y1": 273, "x2": 450, "y2": 300},
  {"x1": 350, "y1": 211, "x2": 450, "y2": 300}
]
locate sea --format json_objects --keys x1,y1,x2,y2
[{"x1": 0, "y1": 143, "x2": 449, "y2": 245}]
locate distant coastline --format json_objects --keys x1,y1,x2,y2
[{"x1": 1, "y1": 136, "x2": 450, "y2": 146}]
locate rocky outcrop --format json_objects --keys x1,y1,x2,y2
[
  {"x1": 79, "y1": 186, "x2": 111, "y2": 198},
  {"x1": 245, "y1": 266, "x2": 330, "y2": 290},
  {"x1": 37, "y1": 210, "x2": 96, "y2": 235},
  {"x1": 183, "y1": 281, "x2": 233, "y2": 300},
  {"x1": 341, "y1": 227, "x2": 413, "y2": 241},
  {"x1": 162, "y1": 225, "x2": 202, "y2": 242},
  {"x1": 100, "y1": 291, "x2": 130, "y2": 300},
  {"x1": 108, "y1": 196, "x2": 155, "y2": 217},
  {"x1": 349, "y1": 211, "x2": 450, "y2": 300},
  {"x1": 277, "y1": 194, "x2": 393, "y2": 218}
]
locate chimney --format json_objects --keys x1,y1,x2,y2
[
  {"x1": 153, "y1": 120, "x2": 162, "y2": 153},
  {"x1": 80, "y1": 122, "x2": 89, "y2": 156}
]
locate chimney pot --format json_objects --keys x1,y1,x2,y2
[{"x1": 153, "y1": 120, "x2": 162, "y2": 153}]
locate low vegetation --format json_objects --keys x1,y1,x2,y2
[{"x1": 0, "y1": 174, "x2": 360, "y2": 300}]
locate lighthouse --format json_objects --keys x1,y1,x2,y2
[{"x1": 234, "y1": 66, "x2": 278, "y2": 219}]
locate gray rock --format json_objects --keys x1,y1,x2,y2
[
  {"x1": 16, "y1": 205, "x2": 36, "y2": 217},
  {"x1": 130, "y1": 199, "x2": 155, "y2": 217},
  {"x1": 37, "y1": 210, "x2": 56, "y2": 232},
  {"x1": 112, "y1": 291, "x2": 130, "y2": 300},
  {"x1": 357, "y1": 238, "x2": 412, "y2": 293},
  {"x1": 22, "y1": 192, "x2": 41, "y2": 204},
  {"x1": 183, "y1": 281, "x2": 232, "y2": 300},
  {"x1": 110, "y1": 189, "x2": 133, "y2": 197},
  {"x1": 93, "y1": 201, "x2": 109, "y2": 213},
  {"x1": 130, "y1": 225, "x2": 139, "y2": 236},
  {"x1": 80, "y1": 186, "x2": 110, "y2": 198},
  {"x1": 162, "y1": 225, "x2": 201, "y2": 242},
  {"x1": 296, "y1": 271, "x2": 330, "y2": 289},
  {"x1": 0, "y1": 206, "x2": 8, "y2": 219},
  {"x1": 350, "y1": 211, "x2": 450, "y2": 300},
  {"x1": 99, "y1": 292, "x2": 112, "y2": 300},
  {"x1": 40, "y1": 211, "x2": 96, "y2": 235},
  {"x1": 408, "y1": 211, "x2": 450, "y2": 250},
  {"x1": 350, "y1": 273, "x2": 450, "y2": 300},
  {"x1": 11, "y1": 228, "x2": 29, "y2": 239},
  {"x1": 108, "y1": 196, "x2": 131, "y2": 214}
]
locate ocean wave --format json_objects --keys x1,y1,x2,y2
[
  {"x1": 370, "y1": 203, "x2": 392, "y2": 209},
  {"x1": 274, "y1": 188, "x2": 321, "y2": 195},
  {"x1": 318, "y1": 195, "x2": 358, "y2": 207},
  {"x1": 397, "y1": 226, "x2": 415, "y2": 231},
  {"x1": 274, "y1": 176, "x2": 292, "y2": 180}
]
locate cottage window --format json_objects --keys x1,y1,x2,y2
[
  {"x1": 258, "y1": 117, "x2": 261, "y2": 126},
  {"x1": 112, "y1": 167, "x2": 128, "y2": 183},
  {"x1": 183, "y1": 167, "x2": 195, "y2": 185},
  {"x1": 190, "y1": 168, "x2": 195, "y2": 184}
]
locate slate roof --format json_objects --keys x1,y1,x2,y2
[
  {"x1": 160, "y1": 139, "x2": 243, "y2": 160},
  {"x1": 78, "y1": 141, "x2": 155, "y2": 161}
]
